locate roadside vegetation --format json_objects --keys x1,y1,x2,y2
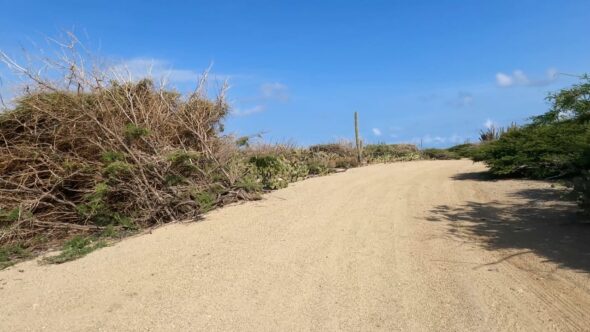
[
  {"x1": 0, "y1": 39, "x2": 423, "y2": 268},
  {"x1": 430, "y1": 75, "x2": 590, "y2": 215},
  {"x1": 2, "y1": 36, "x2": 585, "y2": 268}
]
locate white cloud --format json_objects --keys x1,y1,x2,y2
[
  {"x1": 232, "y1": 104, "x2": 266, "y2": 116},
  {"x1": 496, "y1": 73, "x2": 513, "y2": 87},
  {"x1": 372, "y1": 128, "x2": 382, "y2": 136},
  {"x1": 495, "y1": 68, "x2": 558, "y2": 87},
  {"x1": 484, "y1": 118, "x2": 496, "y2": 129},
  {"x1": 512, "y1": 70, "x2": 529, "y2": 85},
  {"x1": 260, "y1": 82, "x2": 289, "y2": 101},
  {"x1": 109, "y1": 58, "x2": 230, "y2": 84}
]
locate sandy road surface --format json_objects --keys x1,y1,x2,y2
[{"x1": 1, "y1": 160, "x2": 590, "y2": 331}]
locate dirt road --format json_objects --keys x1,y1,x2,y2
[{"x1": 1, "y1": 160, "x2": 589, "y2": 331}]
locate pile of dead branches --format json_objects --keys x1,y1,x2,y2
[{"x1": 0, "y1": 38, "x2": 251, "y2": 249}]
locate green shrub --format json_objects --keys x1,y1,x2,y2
[
  {"x1": 468, "y1": 75, "x2": 590, "y2": 214},
  {"x1": 235, "y1": 174, "x2": 263, "y2": 193},
  {"x1": 306, "y1": 159, "x2": 328, "y2": 175},
  {"x1": 447, "y1": 143, "x2": 478, "y2": 158},
  {"x1": 76, "y1": 182, "x2": 135, "y2": 228},
  {"x1": 249, "y1": 155, "x2": 291, "y2": 189},
  {"x1": 473, "y1": 122, "x2": 590, "y2": 178}
]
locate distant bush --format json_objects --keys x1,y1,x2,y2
[
  {"x1": 447, "y1": 143, "x2": 479, "y2": 158},
  {"x1": 243, "y1": 142, "x2": 360, "y2": 191},
  {"x1": 364, "y1": 144, "x2": 420, "y2": 163},
  {"x1": 421, "y1": 148, "x2": 460, "y2": 160},
  {"x1": 309, "y1": 142, "x2": 355, "y2": 157}
]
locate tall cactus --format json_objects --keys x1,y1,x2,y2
[{"x1": 354, "y1": 112, "x2": 362, "y2": 164}]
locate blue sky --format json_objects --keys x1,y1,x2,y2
[{"x1": 1, "y1": 1, "x2": 589, "y2": 147}]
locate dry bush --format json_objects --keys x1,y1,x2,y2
[
  {"x1": 0, "y1": 35, "x2": 428, "y2": 260},
  {"x1": 309, "y1": 141, "x2": 355, "y2": 157},
  {"x1": 0, "y1": 36, "x2": 252, "y2": 250}
]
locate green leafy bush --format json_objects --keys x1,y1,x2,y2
[
  {"x1": 469, "y1": 75, "x2": 590, "y2": 214},
  {"x1": 249, "y1": 155, "x2": 291, "y2": 190},
  {"x1": 447, "y1": 143, "x2": 478, "y2": 158},
  {"x1": 472, "y1": 122, "x2": 590, "y2": 178}
]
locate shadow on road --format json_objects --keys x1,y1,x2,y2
[
  {"x1": 450, "y1": 171, "x2": 496, "y2": 181},
  {"x1": 428, "y1": 171, "x2": 590, "y2": 274}
]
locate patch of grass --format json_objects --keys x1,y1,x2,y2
[
  {"x1": 167, "y1": 150, "x2": 201, "y2": 165},
  {"x1": 195, "y1": 191, "x2": 216, "y2": 212},
  {"x1": 235, "y1": 175, "x2": 263, "y2": 193},
  {"x1": 124, "y1": 123, "x2": 149, "y2": 140},
  {"x1": 103, "y1": 161, "x2": 133, "y2": 178},
  {"x1": 164, "y1": 174, "x2": 186, "y2": 186},
  {"x1": 0, "y1": 245, "x2": 31, "y2": 270},
  {"x1": 0, "y1": 207, "x2": 23, "y2": 223},
  {"x1": 76, "y1": 182, "x2": 109, "y2": 220},
  {"x1": 101, "y1": 150, "x2": 126, "y2": 163},
  {"x1": 42, "y1": 236, "x2": 107, "y2": 264}
]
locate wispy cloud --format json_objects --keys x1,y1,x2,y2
[
  {"x1": 231, "y1": 82, "x2": 290, "y2": 117},
  {"x1": 109, "y1": 58, "x2": 230, "y2": 84},
  {"x1": 232, "y1": 104, "x2": 266, "y2": 116},
  {"x1": 495, "y1": 68, "x2": 558, "y2": 87},
  {"x1": 372, "y1": 128, "x2": 382, "y2": 136},
  {"x1": 446, "y1": 91, "x2": 473, "y2": 108},
  {"x1": 260, "y1": 82, "x2": 289, "y2": 101}
]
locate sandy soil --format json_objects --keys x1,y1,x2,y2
[{"x1": 1, "y1": 160, "x2": 589, "y2": 331}]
